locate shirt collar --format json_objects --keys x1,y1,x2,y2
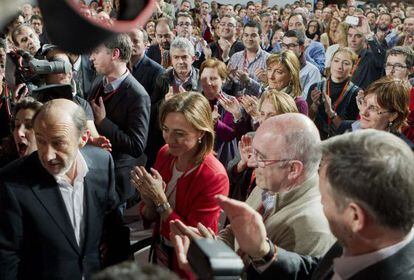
[
  {"x1": 103, "y1": 69, "x2": 129, "y2": 93},
  {"x1": 73, "y1": 55, "x2": 82, "y2": 72},
  {"x1": 54, "y1": 150, "x2": 89, "y2": 185},
  {"x1": 333, "y1": 229, "x2": 414, "y2": 280}
]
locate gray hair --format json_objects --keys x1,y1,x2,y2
[
  {"x1": 322, "y1": 129, "x2": 414, "y2": 234},
  {"x1": 170, "y1": 37, "x2": 195, "y2": 57}
]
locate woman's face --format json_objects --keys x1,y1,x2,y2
[
  {"x1": 258, "y1": 98, "x2": 278, "y2": 125},
  {"x1": 330, "y1": 51, "x2": 353, "y2": 82},
  {"x1": 239, "y1": 9, "x2": 247, "y2": 18},
  {"x1": 359, "y1": 94, "x2": 395, "y2": 131},
  {"x1": 330, "y1": 19, "x2": 339, "y2": 32},
  {"x1": 307, "y1": 21, "x2": 318, "y2": 34},
  {"x1": 201, "y1": 67, "x2": 224, "y2": 100},
  {"x1": 267, "y1": 63, "x2": 290, "y2": 90},
  {"x1": 162, "y1": 112, "x2": 203, "y2": 159},
  {"x1": 13, "y1": 108, "x2": 38, "y2": 157}
]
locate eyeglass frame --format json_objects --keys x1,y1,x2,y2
[
  {"x1": 356, "y1": 96, "x2": 391, "y2": 115},
  {"x1": 251, "y1": 149, "x2": 294, "y2": 168},
  {"x1": 384, "y1": 63, "x2": 409, "y2": 72}
]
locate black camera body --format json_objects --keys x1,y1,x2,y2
[{"x1": 188, "y1": 239, "x2": 244, "y2": 280}]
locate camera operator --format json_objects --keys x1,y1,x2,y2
[{"x1": 11, "y1": 24, "x2": 41, "y2": 56}]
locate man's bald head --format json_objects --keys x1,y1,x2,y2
[
  {"x1": 256, "y1": 113, "x2": 321, "y2": 176},
  {"x1": 33, "y1": 99, "x2": 87, "y2": 137}
]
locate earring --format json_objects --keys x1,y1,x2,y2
[{"x1": 198, "y1": 137, "x2": 202, "y2": 144}]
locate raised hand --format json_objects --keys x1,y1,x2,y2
[{"x1": 218, "y1": 93, "x2": 242, "y2": 120}]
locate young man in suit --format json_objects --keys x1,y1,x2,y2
[
  {"x1": 89, "y1": 33, "x2": 150, "y2": 204},
  {"x1": 0, "y1": 99, "x2": 124, "y2": 279}
]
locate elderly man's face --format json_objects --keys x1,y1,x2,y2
[
  {"x1": 249, "y1": 130, "x2": 291, "y2": 193},
  {"x1": 34, "y1": 108, "x2": 84, "y2": 177},
  {"x1": 14, "y1": 26, "x2": 41, "y2": 55},
  {"x1": 171, "y1": 48, "x2": 193, "y2": 77},
  {"x1": 404, "y1": 17, "x2": 414, "y2": 34}
]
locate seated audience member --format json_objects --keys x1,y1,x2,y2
[
  {"x1": 384, "y1": 47, "x2": 414, "y2": 142},
  {"x1": 308, "y1": 48, "x2": 360, "y2": 139},
  {"x1": 131, "y1": 92, "x2": 229, "y2": 279},
  {"x1": 209, "y1": 14, "x2": 245, "y2": 63},
  {"x1": 226, "y1": 90, "x2": 298, "y2": 201},
  {"x1": 171, "y1": 113, "x2": 335, "y2": 271},
  {"x1": 226, "y1": 21, "x2": 270, "y2": 97},
  {"x1": 265, "y1": 51, "x2": 308, "y2": 115},
  {"x1": 11, "y1": 97, "x2": 42, "y2": 158},
  {"x1": 200, "y1": 58, "x2": 239, "y2": 166},
  {"x1": 337, "y1": 76, "x2": 413, "y2": 149},
  {"x1": 325, "y1": 22, "x2": 349, "y2": 69},
  {"x1": 210, "y1": 129, "x2": 414, "y2": 280},
  {"x1": 281, "y1": 30, "x2": 322, "y2": 99}
]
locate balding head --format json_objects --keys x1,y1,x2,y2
[
  {"x1": 33, "y1": 99, "x2": 88, "y2": 177},
  {"x1": 255, "y1": 113, "x2": 321, "y2": 178}
]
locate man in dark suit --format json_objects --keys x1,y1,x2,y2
[
  {"x1": 128, "y1": 28, "x2": 164, "y2": 98},
  {"x1": 0, "y1": 99, "x2": 123, "y2": 279},
  {"x1": 146, "y1": 20, "x2": 175, "y2": 68},
  {"x1": 89, "y1": 33, "x2": 150, "y2": 204},
  {"x1": 68, "y1": 53, "x2": 97, "y2": 99},
  {"x1": 172, "y1": 123, "x2": 414, "y2": 280}
]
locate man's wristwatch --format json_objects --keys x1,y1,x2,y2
[
  {"x1": 249, "y1": 238, "x2": 277, "y2": 266},
  {"x1": 155, "y1": 201, "x2": 171, "y2": 214}
]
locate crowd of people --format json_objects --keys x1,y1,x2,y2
[{"x1": 0, "y1": 0, "x2": 414, "y2": 279}]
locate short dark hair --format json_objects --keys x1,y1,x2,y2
[
  {"x1": 288, "y1": 13, "x2": 307, "y2": 27},
  {"x1": 11, "y1": 97, "x2": 43, "y2": 130},
  {"x1": 243, "y1": 20, "x2": 262, "y2": 35},
  {"x1": 30, "y1": 14, "x2": 43, "y2": 23},
  {"x1": 283, "y1": 29, "x2": 305, "y2": 45},
  {"x1": 322, "y1": 129, "x2": 414, "y2": 234},
  {"x1": 386, "y1": 46, "x2": 414, "y2": 68},
  {"x1": 176, "y1": 12, "x2": 193, "y2": 25},
  {"x1": 103, "y1": 33, "x2": 132, "y2": 62}
]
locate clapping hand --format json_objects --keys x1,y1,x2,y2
[
  {"x1": 239, "y1": 95, "x2": 259, "y2": 119},
  {"x1": 218, "y1": 93, "x2": 242, "y2": 120},
  {"x1": 130, "y1": 166, "x2": 167, "y2": 206}
]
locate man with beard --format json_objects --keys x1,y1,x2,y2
[
  {"x1": 0, "y1": 99, "x2": 124, "y2": 279},
  {"x1": 374, "y1": 13, "x2": 392, "y2": 47},
  {"x1": 147, "y1": 20, "x2": 175, "y2": 68}
]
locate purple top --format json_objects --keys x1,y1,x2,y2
[{"x1": 295, "y1": 96, "x2": 309, "y2": 116}]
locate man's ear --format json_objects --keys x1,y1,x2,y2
[
  {"x1": 79, "y1": 129, "x2": 91, "y2": 148},
  {"x1": 112, "y1": 48, "x2": 121, "y2": 60}
]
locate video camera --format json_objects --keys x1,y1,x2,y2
[
  {"x1": 5, "y1": 45, "x2": 71, "y2": 91},
  {"x1": 188, "y1": 239, "x2": 244, "y2": 280}
]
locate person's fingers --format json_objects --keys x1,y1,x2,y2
[
  {"x1": 150, "y1": 167, "x2": 162, "y2": 181},
  {"x1": 170, "y1": 219, "x2": 202, "y2": 239},
  {"x1": 197, "y1": 222, "x2": 214, "y2": 239},
  {"x1": 215, "y1": 194, "x2": 255, "y2": 220},
  {"x1": 98, "y1": 97, "x2": 104, "y2": 108}
]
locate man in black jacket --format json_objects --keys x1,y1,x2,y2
[{"x1": 89, "y1": 34, "x2": 150, "y2": 203}]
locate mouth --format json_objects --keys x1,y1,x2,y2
[{"x1": 17, "y1": 142, "x2": 28, "y2": 157}]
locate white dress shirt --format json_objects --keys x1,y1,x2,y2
[
  {"x1": 55, "y1": 151, "x2": 89, "y2": 248},
  {"x1": 332, "y1": 229, "x2": 414, "y2": 280}
]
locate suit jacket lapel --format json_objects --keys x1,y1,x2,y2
[{"x1": 31, "y1": 176, "x2": 80, "y2": 254}]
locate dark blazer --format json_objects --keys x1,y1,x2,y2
[
  {"x1": 250, "y1": 240, "x2": 414, "y2": 280},
  {"x1": 131, "y1": 55, "x2": 165, "y2": 97},
  {"x1": 0, "y1": 146, "x2": 119, "y2": 280},
  {"x1": 146, "y1": 44, "x2": 162, "y2": 65},
  {"x1": 89, "y1": 73, "x2": 150, "y2": 202}
]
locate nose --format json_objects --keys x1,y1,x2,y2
[
  {"x1": 17, "y1": 125, "x2": 26, "y2": 138},
  {"x1": 44, "y1": 144, "x2": 56, "y2": 162}
]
